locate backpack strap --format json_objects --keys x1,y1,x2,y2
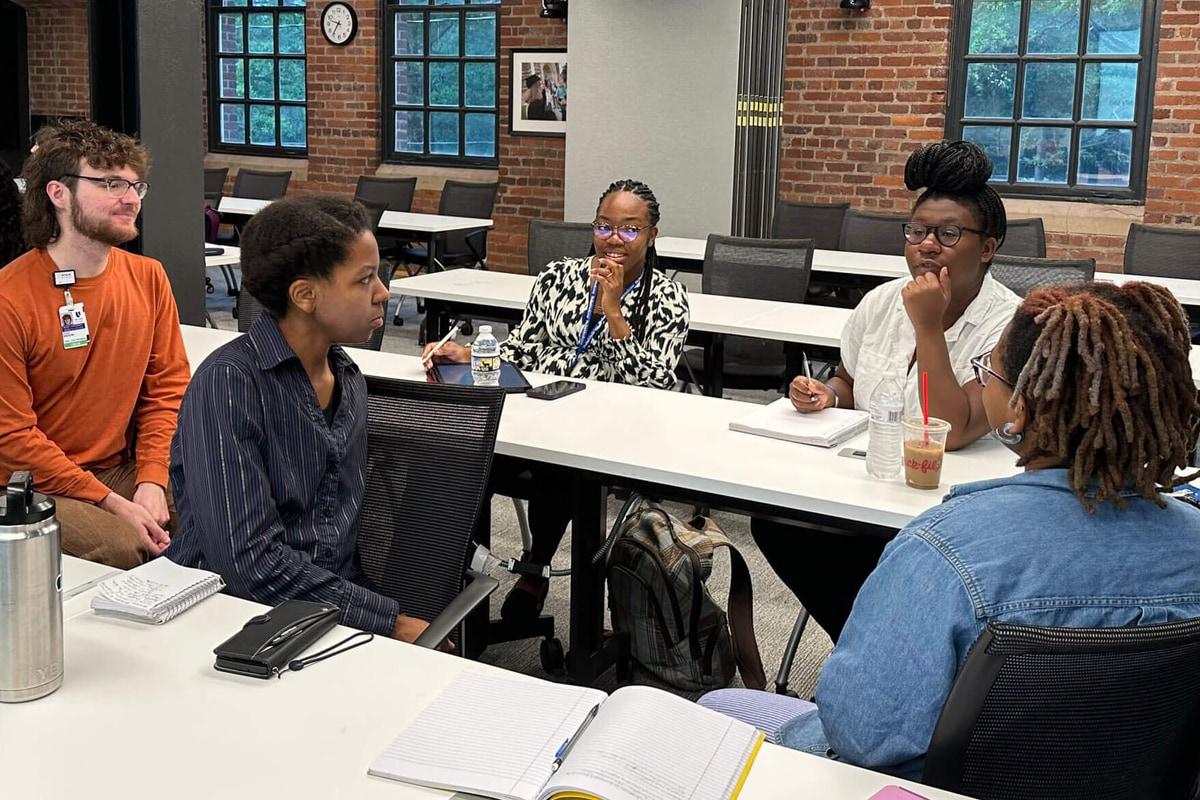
[{"x1": 705, "y1": 527, "x2": 767, "y2": 691}]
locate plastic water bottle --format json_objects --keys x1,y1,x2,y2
[
  {"x1": 470, "y1": 325, "x2": 501, "y2": 387},
  {"x1": 866, "y1": 376, "x2": 905, "y2": 479}
]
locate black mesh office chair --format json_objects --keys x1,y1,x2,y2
[
  {"x1": 1124, "y1": 223, "x2": 1200, "y2": 279},
  {"x1": 204, "y1": 167, "x2": 228, "y2": 206},
  {"x1": 924, "y1": 619, "x2": 1200, "y2": 800},
  {"x1": 995, "y1": 217, "x2": 1046, "y2": 258},
  {"x1": 527, "y1": 219, "x2": 594, "y2": 275},
  {"x1": 838, "y1": 208, "x2": 908, "y2": 256},
  {"x1": 678, "y1": 236, "x2": 815, "y2": 395},
  {"x1": 771, "y1": 200, "x2": 848, "y2": 250},
  {"x1": 358, "y1": 376, "x2": 506, "y2": 651},
  {"x1": 354, "y1": 175, "x2": 417, "y2": 213},
  {"x1": 232, "y1": 168, "x2": 291, "y2": 200},
  {"x1": 989, "y1": 254, "x2": 1095, "y2": 298},
  {"x1": 396, "y1": 180, "x2": 498, "y2": 273}
]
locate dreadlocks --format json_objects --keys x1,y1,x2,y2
[
  {"x1": 904, "y1": 140, "x2": 1007, "y2": 261},
  {"x1": 595, "y1": 178, "x2": 660, "y2": 341},
  {"x1": 1001, "y1": 281, "x2": 1200, "y2": 510}
]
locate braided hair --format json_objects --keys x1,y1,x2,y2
[
  {"x1": 904, "y1": 140, "x2": 1007, "y2": 263},
  {"x1": 595, "y1": 178, "x2": 660, "y2": 340},
  {"x1": 240, "y1": 194, "x2": 372, "y2": 318},
  {"x1": 1001, "y1": 281, "x2": 1200, "y2": 510}
]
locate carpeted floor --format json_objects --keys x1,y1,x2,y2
[{"x1": 205, "y1": 264, "x2": 835, "y2": 699}]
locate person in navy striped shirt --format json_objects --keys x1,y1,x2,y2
[{"x1": 167, "y1": 195, "x2": 434, "y2": 643}]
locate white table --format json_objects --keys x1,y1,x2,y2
[
  {"x1": 2, "y1": 588, "x2": 974, "y2": 800},
  {"x1": 203, "y1": 243, "x2": 240, "y2": 269},
  {"x1": 656, "y1": 235, "x2": 910, "y2": 280},
  {"x1": 1096, "y1": 271, "x2": 1200, "y2": 308},
  {"x1": 380, "y1": 209, "x2": 493, "y2": 235},
  {"x1": 61, "y1": 555, "x2": 119, "y2": 599},
  {"x1": 217, "y1": 195, "x2": 272, "y2": 216}
]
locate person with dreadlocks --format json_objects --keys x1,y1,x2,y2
[
  {"x1": 752, "y1": 140, "x2": 1022, "y2": 643},
  {"x1": 423, "y1": 178, "x2": 690, "y2": 622},
  {"x1": 701, "y1": 280, "x2": 1200, "y2": 778}
]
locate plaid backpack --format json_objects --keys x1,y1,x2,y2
[{"x1": 606, "y1": 503, "x2": 766, "y2": 691}]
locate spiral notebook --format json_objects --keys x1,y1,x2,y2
[
  {"x1": 729, "y1": 397, "x2": 869, "y2": 448},
  {"x1": 90, "y1": 558, "x2": 225, "y2": 624}
]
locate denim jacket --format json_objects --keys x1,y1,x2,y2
[{"x1": 777, "y1": 469, "x2": 1200, "y2": 779}]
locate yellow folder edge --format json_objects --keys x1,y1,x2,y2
[{"x1": 546, "y1": 731, "x2": 766, "y2": 800}]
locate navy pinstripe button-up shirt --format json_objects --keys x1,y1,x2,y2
[{"x1": 167, "y1": 315, "x2": 399, "y2": 636}]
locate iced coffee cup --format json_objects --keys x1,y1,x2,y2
[{"x1": 902, "y1": 416, "x2": 951, "y2": 490}]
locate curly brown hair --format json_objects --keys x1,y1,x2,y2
[{"x1": 20, "y1": 119, "x2": 150, "y2": 249}]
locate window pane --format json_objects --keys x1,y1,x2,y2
[
  {"x1": 429, "y1": 61, "x2": 460, "y2": 106},
  {"x1": 1027, "y1": 0, "x2": 1081, "y2": 54},
  {"x1": 1081, "y1": 62, "x2": 1137, "y2": 120},
  {"x1": 395, "y1": 110, "x2": 424, "y2": 154},
  {"x1": 222, "y1": 0, "x2": 248, "y2": 6},
  {"x1": 968, "y1": 0, "x2": 1020, "y2": 54},
  {"x1": 465, "y1": 112, "x2": 495, "y2": 157},
  {"x1": 248, "y1": 12, "x2": 274, "y2": 53},
  {"x1": 250, "y1": 104, "x2": 276, "y2": 146},
  {"x1": 429, "y1": 12, "x2": 459, "y2": 56},
  {"x1": 464, "y1": 62, "x2": 495, "y2": 108},
  {"x1": 280, "y1": 105, "x2": 306, "y2": 148},
  {"x1": 434, "y1": 0, "x2": 466, "y2": 4},
  {"x1": 278, "y1": 11, "x2": 305, "y2": 54},
  {"x1": 464, "y1": 11, "x2": 496, "y2": 56},
  {"x1": 394, "y1": 61, "x2": 425, "y2": 104},
  {"x1": 1017, "y1": 127, "x2": 1072, "y2": 183},
  {"x1": 1078, "y1": 127, "x2": 1132, "y2": 186},
  {"x1": 1022, "y1": 62, "x2": 1076, "y2": 118},
  {"x1": 964, "y1": 62, "x2": 1016, "y2": 118},
  {"x1": 249, "y1": 58, "x2": 276, "y2": 100},
  {"x1": 962, "y1": 125, "x2": 1013, "y2": 180},
  {"x1": 470, "y1": 0, "x2": 501, "y2": 4},
  {"x1": 252, "y1": 0, "x2": 280, "y2": 5},
  {"x1": 1087, "y1": 0, "x2": 1142, "y2": 54},
  {"x1": 220, "y1": 103, "x2": 246, "y2": 143},
  {"x1": 279, "y1": 59, "x2": 305, "y2": 101},
  {"x1": 219, "y1": 58, "x2": 245, "y2": 99},
  {"x1": 394, "y1": 12, "x2": 424, "y2": 56},
  {"x1": 430, "y1": 112, "x2": 459, "y2": 155},
  {"x1": 218, "y1": 13, "x2": 244, "y2": 53},
  {"x1": 282, "y1": 0, "x2": 305, "y2": 5}
]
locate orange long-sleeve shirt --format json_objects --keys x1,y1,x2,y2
[{"x1": 0, "y1": 248, "x2": 190, "y2": 503}]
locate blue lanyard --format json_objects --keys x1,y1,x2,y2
[{"x1": 572, "y1": 275, "x2": 642, "y2": 365}]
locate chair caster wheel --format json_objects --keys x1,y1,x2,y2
[
  {"x1": 461, "y1": 322, "x2": 474, "y2": 336},
  {"x1": 540, "y1": 637, "x2": 565, "y2": 675},
  {"x1": 393, "y1": 316, "x2": 404, "y2": 327}
]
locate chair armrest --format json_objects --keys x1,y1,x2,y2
[{"x1": 412, "y1": 569, "x2": 499, "y2": 649}]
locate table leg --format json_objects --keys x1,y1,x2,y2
[
  {"x1": 704, "y1": 336, "x2": 726, "y2": 398},
  {"x1": 424, "y1": 299, "x2": 449, "y2": 342},
  {"x1": 565, "y1": 475, "x2": 612, "y2": 683}
]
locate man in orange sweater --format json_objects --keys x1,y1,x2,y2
[{"x1": 0, "y1": 120, "x2": 189, "y2": 569}]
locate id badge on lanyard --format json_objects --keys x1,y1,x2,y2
[{"x1": 53, "y1": 269, "x2": 90, "y2": 350}]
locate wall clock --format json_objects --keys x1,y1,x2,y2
[{"x1": 321, "y1": 2, "x2": 357, "y2": 46}]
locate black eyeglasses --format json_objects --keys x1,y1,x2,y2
[
  {"x1": 970, "y1": 350, "x2": 1012, "y2": 388},
  {"x1": 593, "y1": 222, "x2": 648, "y2": 243},
  {"x1": 903, "y1": 222, "x2": 986, "y2": 248},
  {"x1": 60, "y1": 174, "x2": 150, "y2": 200}
]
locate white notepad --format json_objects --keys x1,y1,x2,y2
[
  {"x1": 90, "y1": 558, "x2": 224, "y2": 624},
  {"x1": 368, "y1": 671, "x2": 764, "y2": 800},
  {"x1": 729, "y1": 397, "x2": 869, "y2": 448}
]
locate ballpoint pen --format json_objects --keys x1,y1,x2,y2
[
  {"x1": 421, "y1": 321, "x2": 463, "y2": 368},
  {"x1": 802, "y1": 352, "x2": 818, "y2": 402},
  {"x1": 551, "y1": 704, "x2": 600, "y2": 773}
]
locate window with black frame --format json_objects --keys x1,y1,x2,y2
[
  {"x1": 946, "y1": 0, "x2": 1159, "y2": 201},
  {"x1": 383, "y1": 0, "x2": 500, "y2": 166},
  {"x1": 207, "y1": 0, "x2": 307, "y2": 156}
]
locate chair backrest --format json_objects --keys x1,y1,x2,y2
[
  {"x1": 236, "y1": 260, "x2": 395, "y2": 351},
  {"x1": 527, "y1": 219, "x2": 594, "y2": 275},
  {"x1": 357, "y1": 376, "x2": 504, "y2": 647},
  {"x1": 924, "y1": 619, "x2": 1200, "y2": 800},
  {"x1": 232, "y1": 168, "x2": 291, "y2": 200},
  {"x1": 771, "y1": 200, "x2": 849, "y2": 250},
  {"x1": 356, "y1": 198, "x2": 389, "y2": 234},
  {"x1": 989, "y1": 254, "x2": 1095, "y2": 298},
  {"x1": 438, "y1": 180, "x2": 498, "y2": 260},
  {"x1": 354, "y1": 175, "x2": 416, "y2": 213},
  {"x1": 703, "y1": 235, "x2": 815, "y2": 371},
  {"x1": 1124, "y1": 223, "x2": 1200, "y2": 279},
  {"x1": 996, "y1": 217, "x2": 1046, "y2": 258},
  {"x1": 204, "y1": 167, "x2": 228, "y2": 197},
  {"x1": 838, "y1": 208, "x2": 908, "y2": 256}
]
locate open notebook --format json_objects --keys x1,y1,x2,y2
[
  {"x1": 729, "y1": 397, "x2": 869, "y2": 448},
  {"x1": 90, "y1": 558, "x2": 224, "y2": 624},
  {"x1": 368, "y1": 671, "x2": 765, "y2": 800}
]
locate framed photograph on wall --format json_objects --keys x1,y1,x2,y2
[{"x1": 510, "y1": 49, "x2": 567, "y2": 137}]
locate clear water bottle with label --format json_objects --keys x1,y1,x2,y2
[
  {"x1": 470, "y1": 325, "x2": 501, "y2": 387},
  {"x1": 866, "y1": 375, "x2": 905, "y2": 479}
]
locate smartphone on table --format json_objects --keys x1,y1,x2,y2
[{"x1": 526, "y1": 380, "x2": 586, "y2": 401}]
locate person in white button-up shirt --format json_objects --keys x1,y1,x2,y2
[{"x1": 754, "y1": 140, "x2": 1022, "y2": 643}]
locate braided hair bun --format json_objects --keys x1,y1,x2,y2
[{"x1": 904, "y1": 140, "x2": 1007, "y2": 252}]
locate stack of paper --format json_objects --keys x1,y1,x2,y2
[
  {"x1": 729, "y1": 397, "x2": 869, "y2": 448},
  {"x1": 90, "y1": 558, "x2": 224, "y2": 624}
]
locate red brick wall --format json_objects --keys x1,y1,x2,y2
[
  {"x1": 1145, "y1": 0, "x2": 1200, "y2": 226},
  {"x1": 20, "y1": 0, "x2": 91, "y2": 119}
]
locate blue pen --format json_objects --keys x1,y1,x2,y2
[{"x1": 551, "y1": 703, "x2": 600, "y2": 773}]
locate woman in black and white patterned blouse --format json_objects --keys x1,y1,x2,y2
[{"x1": 423, "y1": 178, "x2": 690, "y2": 620}]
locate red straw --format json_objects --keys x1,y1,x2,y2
[{"x1": 921, "y1": 371, "x2": 930, "y2": 441}]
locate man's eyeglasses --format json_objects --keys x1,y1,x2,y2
[
  {"x1": 593, "y1": 222, "x2": 647, "y2": 243},
  {"x1": 902, "y1": 222, "x2": 985, "y2": 248},
  {"x1": 970, "y1": 350, "x2": 1013, "y2": 388},
  {"x1": 60, "y1": 174, "x2": 150, "y2": 200}
]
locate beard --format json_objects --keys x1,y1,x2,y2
[{"x1": 69, "y1": 200, "x2": 139, "y2": 246}]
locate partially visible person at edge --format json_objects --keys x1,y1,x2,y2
[{"x1": 0, "y1": 160, "x2": 26, "y2": 266}]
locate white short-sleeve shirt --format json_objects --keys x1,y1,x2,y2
[{"x1": 840, "y1": 273, "x2": 1021, "y2": 416}]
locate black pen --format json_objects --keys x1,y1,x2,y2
[{"x1": 551, "y1": 703, "x2": 600, "y2": 773}]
